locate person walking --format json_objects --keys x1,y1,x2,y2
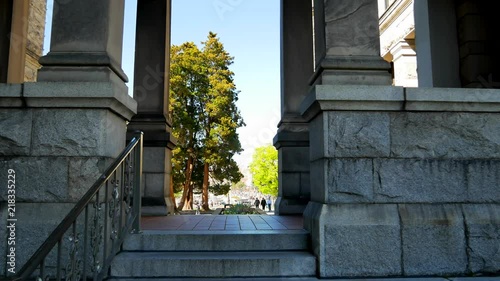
[
  {"x1": 254, "y1": 198, "x2": 260, "y2": 209},
  {"x1": 267, "y1": 196, "x2": 272, "y2": 211},
  {"x1": 260, "y1": 198, "x2": 266, "y2": 210}
]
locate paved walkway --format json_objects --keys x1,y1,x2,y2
[{"x1": 141, "y1": 214, "x2": 304, "y2": 231}]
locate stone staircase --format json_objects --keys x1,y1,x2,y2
[{"x1": 107, "y1": 229, "x2": 317, "y2": 280}]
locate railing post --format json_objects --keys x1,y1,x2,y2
[{"x1": 132, "y1": 131, "x2": 143, "y2": 233}]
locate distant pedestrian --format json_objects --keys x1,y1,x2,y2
[
  {"x1": 260, "y1": 198, "x2": 266, "y2": 210},
  {"x1": 267, "y1": 197, "x2": 272, "y2": 211},
  {"x1": 254, "y1": 198, "x2": 260, "y2": 209},
  {"x1": 195, "y1": 201, "x2": 200, "y2": 215}
]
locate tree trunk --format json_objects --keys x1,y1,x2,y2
[
  {"x1": 202, "y1": 162, "x2": 210, "y2": 211},
  {"x1": 169, "y1": 173, "x2": 177, "y2": 212},
  {"x1": 178, "y1": 156, "x2": 193, "y2": 210},
  {"x1": 186, "y1": 185, "x2": 193, "y2": 210}
]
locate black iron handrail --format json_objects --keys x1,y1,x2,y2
[{"x1": 6, "y1": 131, "x2": 144, "y2": 281}]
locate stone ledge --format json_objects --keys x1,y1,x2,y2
[
  {"x1": 24, "y1": 82, "x2": 137, "y2": 120},
  {"x1": 406, "y1": 87, "x2": 500, "y2": 112},
  {"x1": 0, "y1": 82, "x2": 138, "y2": 120},
  {"x1": 301, "y1": 86, "x2": 500, "y2": 121},
  {"x1": 0, "y1": 84, "x2": 23, "y2": 107},
  {"x1": 273, "y1": 130, "x2": 309, "y2": 148},
  {"x1": 300, "y1": 85, "x2": 405, "y2": 121}
]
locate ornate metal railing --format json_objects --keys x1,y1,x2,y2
[{"x1": 8, "y1": 131, "x2": 144, "y2": 281}]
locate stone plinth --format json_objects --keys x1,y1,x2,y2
[
  {"x1": 302, "y1": 85, "x2": 500, "y2": 278},
  {"x1": 140, "y1": 146, "x2": 175, "y2": 215},
  {"x1": 273, "y1": 128, "x2": 310, "y2": 215},
  {"x1": 0, "y1": 82, "x2": 137, "y2": 273}
]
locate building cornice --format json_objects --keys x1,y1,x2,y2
[{"x1": 379, "y1": 0, "x2": 413, "y2": 33}]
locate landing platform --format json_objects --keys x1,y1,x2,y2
[{"x1": 140, "y1": 214, "x2": 304, "y2": 231}]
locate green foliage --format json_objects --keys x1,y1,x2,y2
[
  {"x1": 170, "y1": 32, "x2": 244, "y2": 201},
  {"x1": 249, "y1": 145, "x2": 278, "y2": 196},
  {"x1": 223, "y1": 204, "x2": 260, "y2": 215},
  {"x1": 231, "y1": 179, "x2": 246, "y2": 192}
]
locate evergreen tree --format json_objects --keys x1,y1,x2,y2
[{"x1": 170, "y1": 32, "x2": 244, "y2": 211}]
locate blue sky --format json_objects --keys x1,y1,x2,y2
[{"x1": 44, "y1": 0, "x2": 281, "y2": 169}]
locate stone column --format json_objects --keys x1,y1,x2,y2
[
  {"x1": 127, "y1": 0, "x2": 175, "y2": 216},
  {"x1": 390, "y1": 40, "x2": 418, "y2": 87},
  {"x1": 302, "y1": 0, "x2": 396, "y2": 277},
  {"x1": 273, "y1": 0, "x2": 314, "y2": 215},
  {"x1": 312, "y1": 0, "x2": 392, "y2": 86},
  {"x1": 0, "y1": 0, "x2": 137, "y2": 273},
  {"x1": 0, "y1": 0, "x2": 47, "y2": 83},
  {"x1": 414, "y1": 0, "x2": 460, "y2": 87},
  {"x1": 37, "y1": 0, "x2": 128, "y2": 87}
]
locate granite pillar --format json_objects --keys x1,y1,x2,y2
[
  {"x1": 273, "y1": 0, "x2": 314, "y2": 215},
  {"x1": 37, "y1": 0, "x2": 128, "y2": 87},
  {"x1": 127, "y1": 0, "x2": 175, "y2": 216},
  {"x1": 414, "y1": 0, "x2": 461, "y2": 87},
  {"x1": 312, "y1": 0, "x2": 391, "y2": 85},
  {"x1": 303, "y1": 0, "x2": 394, "y2": 277}
]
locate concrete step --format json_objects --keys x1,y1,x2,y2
[
  {"x1": 110, "y1": 251, "x2": 317, "y2": 278},
  {"x1": 123, "y1": 230, "x2": 310, "y2": 252}
]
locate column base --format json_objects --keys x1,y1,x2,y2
[
  {"x1": 274, "y1": 127, "x2": 310, "y2": 216},
  {"x1": 38, "y1": 52, "x2": 128, "y2": 82},
  {"x1": 312, "y1": 55, "x2": 392, "y2": 86},
  {"x1": 137, "y1": 145, "x2": 175, "y2": 217},
  {"x1": 37, "y1": 65, "x2": 128, "y2": 88},
  {"x1": 274, "y1": 197, "x2": 308, "y2": 215},
  {"x1": 141, "y1": 200, "x2": 175, "y2": 216}
]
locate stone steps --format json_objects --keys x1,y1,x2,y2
[
  {"x1": 122, "y1": 230, "x2": 310, "y2": 251},
  {"x1": 110, "y1": 251, "x2": 317, "y2": 278},
  {"x1": 108, "y1": 229, "x2": 316, "y2": 279}
]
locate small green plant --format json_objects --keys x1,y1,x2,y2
[{"x1": 222, "y1": 204, "x2": 259, "y2": 215}]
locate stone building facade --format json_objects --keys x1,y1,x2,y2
[
  {"x1": 378, "y1": 0, "x2": 417, "y2": 87},
  {"x1": 0, "y1": 0, "x2": 499, "y2": 278},
  {"x1": 24, "y1": 0, "x2": 46, "y2": 82},
  {"x1": 0, "y1": 0, "x2": 46, "y2": 83},
  {"x1": 379, "y1": 0, "x2": 500, "y2": 89}
]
